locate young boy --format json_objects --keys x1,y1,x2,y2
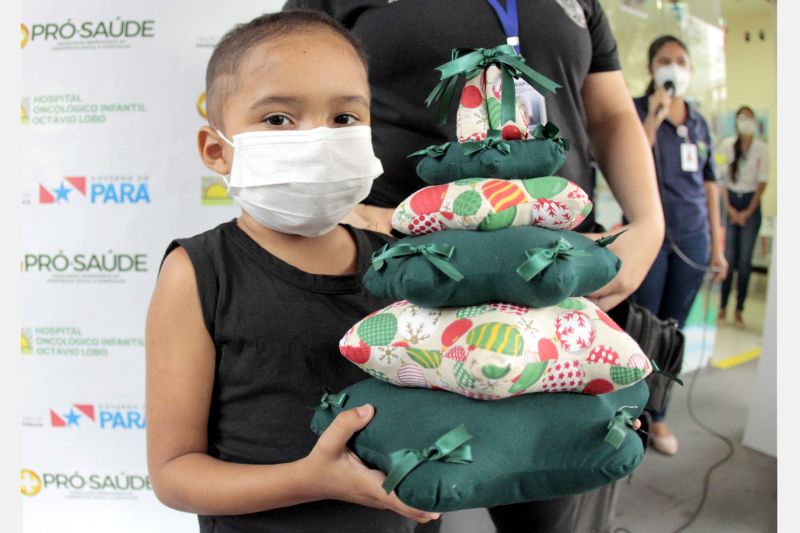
[{"x1": 145, "y1": 10, "x2": 439, "y2": 532}]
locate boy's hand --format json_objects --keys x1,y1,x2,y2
[{"x1": 302, "y1": 404, "x2": 441, "y2": 524}]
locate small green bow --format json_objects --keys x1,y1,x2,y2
[
  {"x1": 371, "y1": 243, "x2": 464, "y2": 282},
  {"x1": 516, "y1": 238, "x2": 588, "y2": 281},
  {"x1": 461, "y1": 130, "x2": 511, "y2": 156},
  {"x1": 407, "y1": 142, "x2": 451, "y2": 159},
  {"x1": 531, "y1": 122, "x2": 570, "y2": 151},
  {"x1": 604, "y1": 408, "x2": 637, "y2": 449},
  {"x1": 425, "y1": 45, "x2": 561, "y2": 126},
  {"x1": 382, "y1": 425, "x2": 474, "y2": 494},
  {"x1": 311, "y1": 391, "x2": 348, "y2": 412}
]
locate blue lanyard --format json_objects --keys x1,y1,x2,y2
[{"x1": 485, "y1": 0, "x2": 520, "y2": 54}]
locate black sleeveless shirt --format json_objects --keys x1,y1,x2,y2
[{"x1": 163, "y1": 219, "x2": 414, "y2": 533}]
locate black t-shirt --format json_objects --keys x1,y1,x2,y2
[
  {"x1": 163, "y1": 220, "x2": 414, "y2": 533},
  {"x1": 284, "y1": 0, "x2": 620, "y2": 229}
]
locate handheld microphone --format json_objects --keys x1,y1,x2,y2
[{"x1": 655, "y1": 80, "x2": 675, "y2": 117}]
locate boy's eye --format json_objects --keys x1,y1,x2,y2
[
  {"x1": 264, "y1": 115, "x2": 290, "y2": 126},
  {"x1": 334, "y1": 114, "x2": 358, "y2": 125}
]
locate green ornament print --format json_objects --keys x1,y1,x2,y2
[
  {"x1": 478, "y1": 206, "x2": 517, "y2": 231},
  {"x1": 454, "y1": 362, "x2": 476, "y2": 389},
  {"x1": 453, "y1": 190, "x2": 483, "y2": 216},
  {"x1": 466, "y1": 322, "x2": 524, "y2": 356},
  {"x1": 487, "y1": 97, "x2": 502, "y2": 129},
  {"x1": 454, "y1": 178, "x2": 486, "y2": 186},
  {"x1": 557, "y1": 298, "x2": 588, "y2": 311},
  {"x1": 357, "y1": 314, "x2": 398, "y2": 346},
  {"x1": 456, "y1": 305, "x2": 491, "y2": 319},
  {"x1": 523, "y1": 176, "x2": 568, "y2": 198},
  {"x1": 507, "y1": 362, "x2": 548, "y2": 393},
  {"x1": 482, "y1": 364, "x2": 511, "y2": 380},
  {"x1": 406, "y1": 348, "x2": 443, "y2": 369},
  {"x1": 610, "y1": 366, "x2": 645, "y2": 385}
]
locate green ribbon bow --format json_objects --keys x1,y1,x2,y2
[
  {"x1": 407, "y1": 141, "x2": 451, "y2": 159},
  {"x1": 311, "y1": 391, "x2": 348, "y2": 412},
  {"x1": 371, "y1": 243, "x2": 464, "y2": 282},
  {"x1": 516, "y1": 237, "x2": 589, "y2": 282},
  {"x1": 425, "y1": 45, "x2": 562, "y2": 126},
  {"x1": 650, "y1": 360, "x2": 684, "y2": 386},
  {"x1": 531, "y1": 121, "x2": 570, "y2": 151},
  {"x1": 382, "y1": 425, "x2": 474, "y2": 494},
  {"x1": 594, "y1": 229, "x2": 629, "y2": 248},
  {"x1": 461, "y1": 130, "x2": 511, "y2": 156},
  {"x1": 604, "y1": 408, "x2": 637, "y2": 449}
]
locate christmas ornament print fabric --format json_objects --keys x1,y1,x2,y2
[
  {"x1": 339, "y1": 298, "x2": 653, "y2": 399},
  {"x1": 392, "y1": 177, "x2": 592, "y2": 235},
  {"x1": 457, "y1": 65, "x2": 530, "y2": 142}
]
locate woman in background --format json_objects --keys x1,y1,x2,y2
[
  {"x1": 718, "y1": 105, "x2": 769, "y2": 329},
  {"x1": 631, "y1": 34, "x2": 728, "y2": 457}
]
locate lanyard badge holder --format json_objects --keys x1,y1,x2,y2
[{"x1": 485, "y1": 0, "x2": 547, "y2": 128}]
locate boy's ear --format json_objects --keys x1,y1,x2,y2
[{"x1": 198, "y1": 126, "x2": 232, "y2": 175}]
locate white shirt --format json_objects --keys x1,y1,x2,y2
[{"x1": 717, "y1": 136, "x2": 770, "y2": 193}]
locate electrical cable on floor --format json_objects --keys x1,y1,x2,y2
[{"x1": 668, "y1": 276, "x2": 736, "y2": 533}]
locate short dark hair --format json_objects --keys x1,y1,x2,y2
[{"x1": 205, "y1": 9, "x2": 368, "y2": 128}]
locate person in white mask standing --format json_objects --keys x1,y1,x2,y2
[
  {"x1": 145, "y1": 10, "x2": 440, "y2": 533},
  {"x1": 629, "y1": 35, "x2": 728, "y2": 457},
  {"x1": 717, "y1": 105, "x2": 769, "y2": 329}
]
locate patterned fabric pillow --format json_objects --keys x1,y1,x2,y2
[
  {"x1": 339, "y1": 298, "x2": 652, "y2": 399},
  {"x1": 363, "y1": 227, "x2": 621, "y2": 309},
  {"x1": 414, "y1": 137, "x2": 566, "y2": 185},
  {"x1": 391, "y1": 177, "x2": 592, "y2": 235},
  {"x1": 456, "y1": 65, "x2": 529, "y2": 142},
  {"x1": 310, "y1": 377, "x2": 648, "y2": 512}
]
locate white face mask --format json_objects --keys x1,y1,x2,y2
[
  {"x1": 736, "y1": 116, "x2": 757, "y2": 136},
  {"x1": 654, "y1": 64, "x2": 691, "y2": 97},
  {"x1": 217, "y1": 126, "x2": 383, "y2": 237}
]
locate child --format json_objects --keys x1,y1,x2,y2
[{"x1": 145, "y1": 10, "x2": 439, "y2": 532}]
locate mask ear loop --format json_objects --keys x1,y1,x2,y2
[{"x1": 215, "y1": 129, "x2": 236, "y2": 190}]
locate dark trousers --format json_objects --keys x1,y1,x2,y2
[
  {"x1": 630, "y1": 233, "x2": 710, "y2": 422},
  {"x1": 414, "y1": 495, "x2": 577, "y2": 533},
  {"x1": 720, "y1": 191, "x2": 762, "y2": 312}
]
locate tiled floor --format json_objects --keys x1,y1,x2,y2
[{"x1": 439, "y1": 271, "x2": 776, "y2": 533}]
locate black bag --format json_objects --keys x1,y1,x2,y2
[{"x1": 607, "y1": 298, "x2": 685, "y2": 415}]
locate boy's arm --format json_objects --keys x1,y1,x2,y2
[{"x1": 146, "y1": 247, "x2": 436, "y2": 522}]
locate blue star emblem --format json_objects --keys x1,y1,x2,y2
[
  {"x1": 64, "y1": 408, "x2": 81, "y2": 427},
  {"x1": 53, "y1": 182, "x2": 72, "y2": 202}
]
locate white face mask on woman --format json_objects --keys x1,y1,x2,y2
[
  {"x1": 654, "y1": 64, "x2": 691, "y2": 97},
  {"x1": 736, "y1": 116, "x2": 757, "y2": 136},
  {"x1": 216, "y1": 126, "x2": 383, "y2": 237}
]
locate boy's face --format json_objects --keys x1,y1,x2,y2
[{"x1": 200, "y1": 30, "x2": 371, "y2": 175}]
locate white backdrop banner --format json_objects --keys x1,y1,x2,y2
[{"x1": 22, "y1": 2, "x2": 285, "y2": 531}]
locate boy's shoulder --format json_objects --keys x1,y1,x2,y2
[{"x1": 160, "y1": 218, "x2": 237, "y2": 269}]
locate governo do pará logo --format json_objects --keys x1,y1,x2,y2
[{"x1": 36, "y1": 176, "x2": 150, "y2": 205}]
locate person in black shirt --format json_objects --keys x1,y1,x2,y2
[
  {"x1": 284, "y1": 1, "x2": 665, "y2": 532},
  {"x1": 288, "y1": 0, "x2": 665, "y2": 314},
  {"x1": 145, "y1": 11, "x2": 439, "y2": 532}
]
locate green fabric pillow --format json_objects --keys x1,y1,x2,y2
[
  {"x1": 363, "y1": 226, "x2": 622, "y2": 309},
  {"x1": 310, "y1": 378, "x2": 648, "y2": 512},
  {"x1": 414, "y1": 138, "x2": 566, "y2": 185}
]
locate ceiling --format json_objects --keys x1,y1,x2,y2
[{"x1": 719, "y1": 0, "x2": 775, "y2": 18}]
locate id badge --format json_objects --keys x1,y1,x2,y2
[
  {"x1": 514, "y1": 77, "x2": 547, "y2": 130},
  {"x1": 680, "y1": 143, "x2": 699, "y2": 172}
]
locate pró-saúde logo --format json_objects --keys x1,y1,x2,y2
[
  {"x1": 21, "y1": 250, "x2": 148, "y2": 285},
  {"x1": 197, "y1": 92, "x2": 207, "y2": 119},
  {"x1": 21, "y1": 326, "x2": 143, "y2": 358},
  {"x1": 201, "y1": 176, "x2": 232, "y2": 205},
  {"x1": 37, "y1": 176, "x2": 150, "y2": 204},
  {"x1": 21, "y1": 470, "x2": 42, "y2": 496},
  {"x1": 49, "y1": 403, "x2": 145, "y2": 430},
  {"x1": 21, "y1": 469, "x2": 152, "y2": 500},
  {"x1": 22, "y1": 19, "x2": 154, "y2": 51},
  {"x1": 21, "y1": 23, "x2": 30, "y2": 49}
]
